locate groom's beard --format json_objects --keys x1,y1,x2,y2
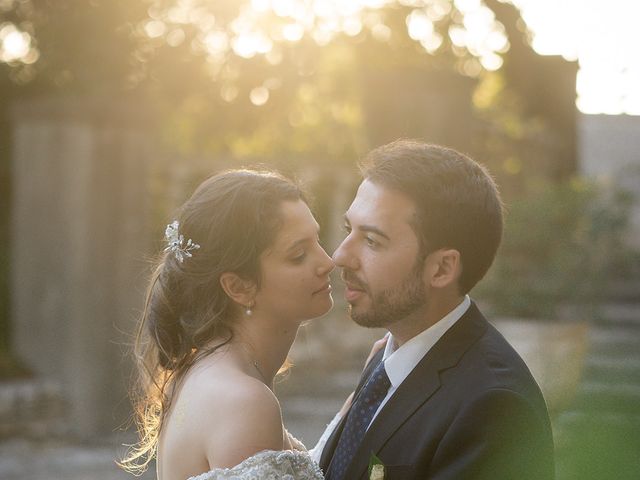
[{"x1": 345, "y1": 263, "x2": 427, "y2": 329}]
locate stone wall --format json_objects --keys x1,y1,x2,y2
[
  {"x1": 0, "y1": 379, "x2": 66, "y2": 438},
  {"x1": 579, "y1": 113, "x2": 640, "y2": 247}
]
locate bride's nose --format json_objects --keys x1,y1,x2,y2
[{"x1": 317, "y1": 249, "x2": 335, "y2": 276}]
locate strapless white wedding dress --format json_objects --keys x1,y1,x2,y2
[
  {"x1": 187, "y1": 450, "x2": 323, "y2": 480},
  {"x1": 185, "y1": 414, "x2": 341, "y2": 480}
]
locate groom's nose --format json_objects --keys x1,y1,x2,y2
[{"x1": 332, "y1": 237, "x2": 359, "y2": 270}]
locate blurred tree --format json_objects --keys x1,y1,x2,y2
[
  {"x1": 480, "y1": 0, "x2": 578, "y2": 183},
  {"x1": 0, "y1": 0, "x2": 579, "y2": 361},
  {"x1": 1, "y1": 0, "x2": 518, "y2": 161}
]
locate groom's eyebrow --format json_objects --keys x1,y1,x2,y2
[
  {"x1": 360, "y1": 225, "x2": 390, "y2": 241},
  {"x1": 344, "y1": 215, "x2": 390, "y2": 240}
]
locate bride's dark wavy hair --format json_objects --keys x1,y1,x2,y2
[{"x1": 119, "y1": 169, "x2": 305, "y2": 475}]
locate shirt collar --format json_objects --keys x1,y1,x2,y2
[{"x1": 382, "y1": 295, "x2": 471, "y2": 388}]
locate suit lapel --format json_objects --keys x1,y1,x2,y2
[{"x1": 343, "y1": 303, "x2": 489, "y2": 480}]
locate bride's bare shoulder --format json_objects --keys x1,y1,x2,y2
[
  {"x1": 158, "y1": 357, "x2": 284, "y2": 479},
  {"x1": 175, "y1": 358, "x2": 284, "y2": 468}
]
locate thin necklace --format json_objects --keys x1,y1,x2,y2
[{"x1": 252, "y1": 360, "x2": 269, "y2": 385}]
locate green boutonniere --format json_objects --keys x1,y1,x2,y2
[{"x1": 368, "y1": 453, "x2": 385, "y2": 480}]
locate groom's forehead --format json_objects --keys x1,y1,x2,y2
[{"x1": 346, "y1": 180, "x2": 416, "y2": 226}]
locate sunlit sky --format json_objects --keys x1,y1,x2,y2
[
  {"x1": 1, "y1": 0, "x2": 639, "y2": 114},
  {"x1": 512, "y1": 0, "x2": 640, "y2": 115}
]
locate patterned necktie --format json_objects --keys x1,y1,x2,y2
[{"x1": 327, "y1": 361, "x2": 391, "y2": 480}]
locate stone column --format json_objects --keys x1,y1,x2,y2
[{"x1": 10, "y1": 97, "x2": 155, "y2": 436}]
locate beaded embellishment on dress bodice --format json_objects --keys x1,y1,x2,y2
[{"x1": 187, "y1": 449, "x2": 324, "y2": 480}]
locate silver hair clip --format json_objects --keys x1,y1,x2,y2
[{"x1": 164, "y1": 220, "x2": 200, "y2": 263}]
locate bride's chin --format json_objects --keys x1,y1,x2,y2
[{"x1": 301, "y1": 296, "x2": 334, "y2": 322}]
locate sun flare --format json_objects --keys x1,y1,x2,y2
[{"x1": 1, "y1": 0, "x2": 637, "y2": 114}]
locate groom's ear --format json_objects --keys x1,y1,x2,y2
[
  {"x1": 219, "y1": 272, "x2": 257, "y2": 307},
  {"x1": 425, "y1": 248, "x2": 461, "y2": 289}
]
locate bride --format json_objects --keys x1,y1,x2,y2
[{"x1": 120, "y1": 169, "x2": 378, "y2": 479}]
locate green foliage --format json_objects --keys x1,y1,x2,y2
[
  {"x1": 556, "y1": 413, "x2": 640, "y2": 480},
  {"x1": 0, "y1": 0, "x2": 524, "y2": 162},
  {"x1": 475, "y1": 178, "x2": 636, "y2": 320}
]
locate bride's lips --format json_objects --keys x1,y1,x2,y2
[{"x1": 313, "y1": 282, "x2": 332, "y2": 295}]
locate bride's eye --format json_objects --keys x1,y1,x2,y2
[{"x1": 291, "y1": 252, "x2": 307, "y2": 264}]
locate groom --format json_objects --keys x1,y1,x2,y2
[{"x1": 319, "y1": 140, "x2": 554, "y2": 479}]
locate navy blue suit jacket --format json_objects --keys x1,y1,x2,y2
[{"x1": 319, "y1": 302, "x2": 555, "y2": 479}]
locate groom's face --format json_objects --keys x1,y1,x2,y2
[{"x1": 333, "y1": 180, "x2": 427, "y2": 328}]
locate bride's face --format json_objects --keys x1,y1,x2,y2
[{"x1": 254, "y1": 200, "x2": 335, "y2": 322}]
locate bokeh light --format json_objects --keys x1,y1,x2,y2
[
  {"x1": 140, "y1": 0, "x2": 640, "y2": 114},
  {"x1": 138, "y1": 0, "x2": 512, "y2": 105},
  {"x1": 2, "y1": 0, "x2": 638, "y2": 114},
  {"x1": 0, "y1": 22, "x2": 38, "y2": 64},
  {"x1": 249, "y1": 85, "x2": 270, "y2": 105}
]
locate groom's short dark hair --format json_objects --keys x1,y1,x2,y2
[{"x1": 360, "y1": 139, "x2": 503, "y2": 295}]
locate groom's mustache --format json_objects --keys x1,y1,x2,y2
[{"x1": 341, "y1": 270, "x2": 368, "y2": 292}]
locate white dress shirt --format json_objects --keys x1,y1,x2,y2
[{"x1": 367, "y1": 295, "x2": 471, "y2": 429}]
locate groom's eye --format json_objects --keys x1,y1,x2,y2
[
  {"x1": 365, "y1": 236, "x2": 378, "y2": 247},
  {"x1": 342, "y1": 224, "x2": 352, "y2": 234}
]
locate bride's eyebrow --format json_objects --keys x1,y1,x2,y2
[
  {"x1": 284, "y1": 225, "x2": 320, "y2": 252},
  {"x1": 286, "y1": 238, "x2": 308, "y2": 252}
]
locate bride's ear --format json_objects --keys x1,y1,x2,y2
[{"x1": 219, "y1": 272, "x2": 257, "y2": 308}]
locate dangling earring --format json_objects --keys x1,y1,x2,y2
[{"x1": 245, "y1": 302, "x2": 254, "y2": 316}]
